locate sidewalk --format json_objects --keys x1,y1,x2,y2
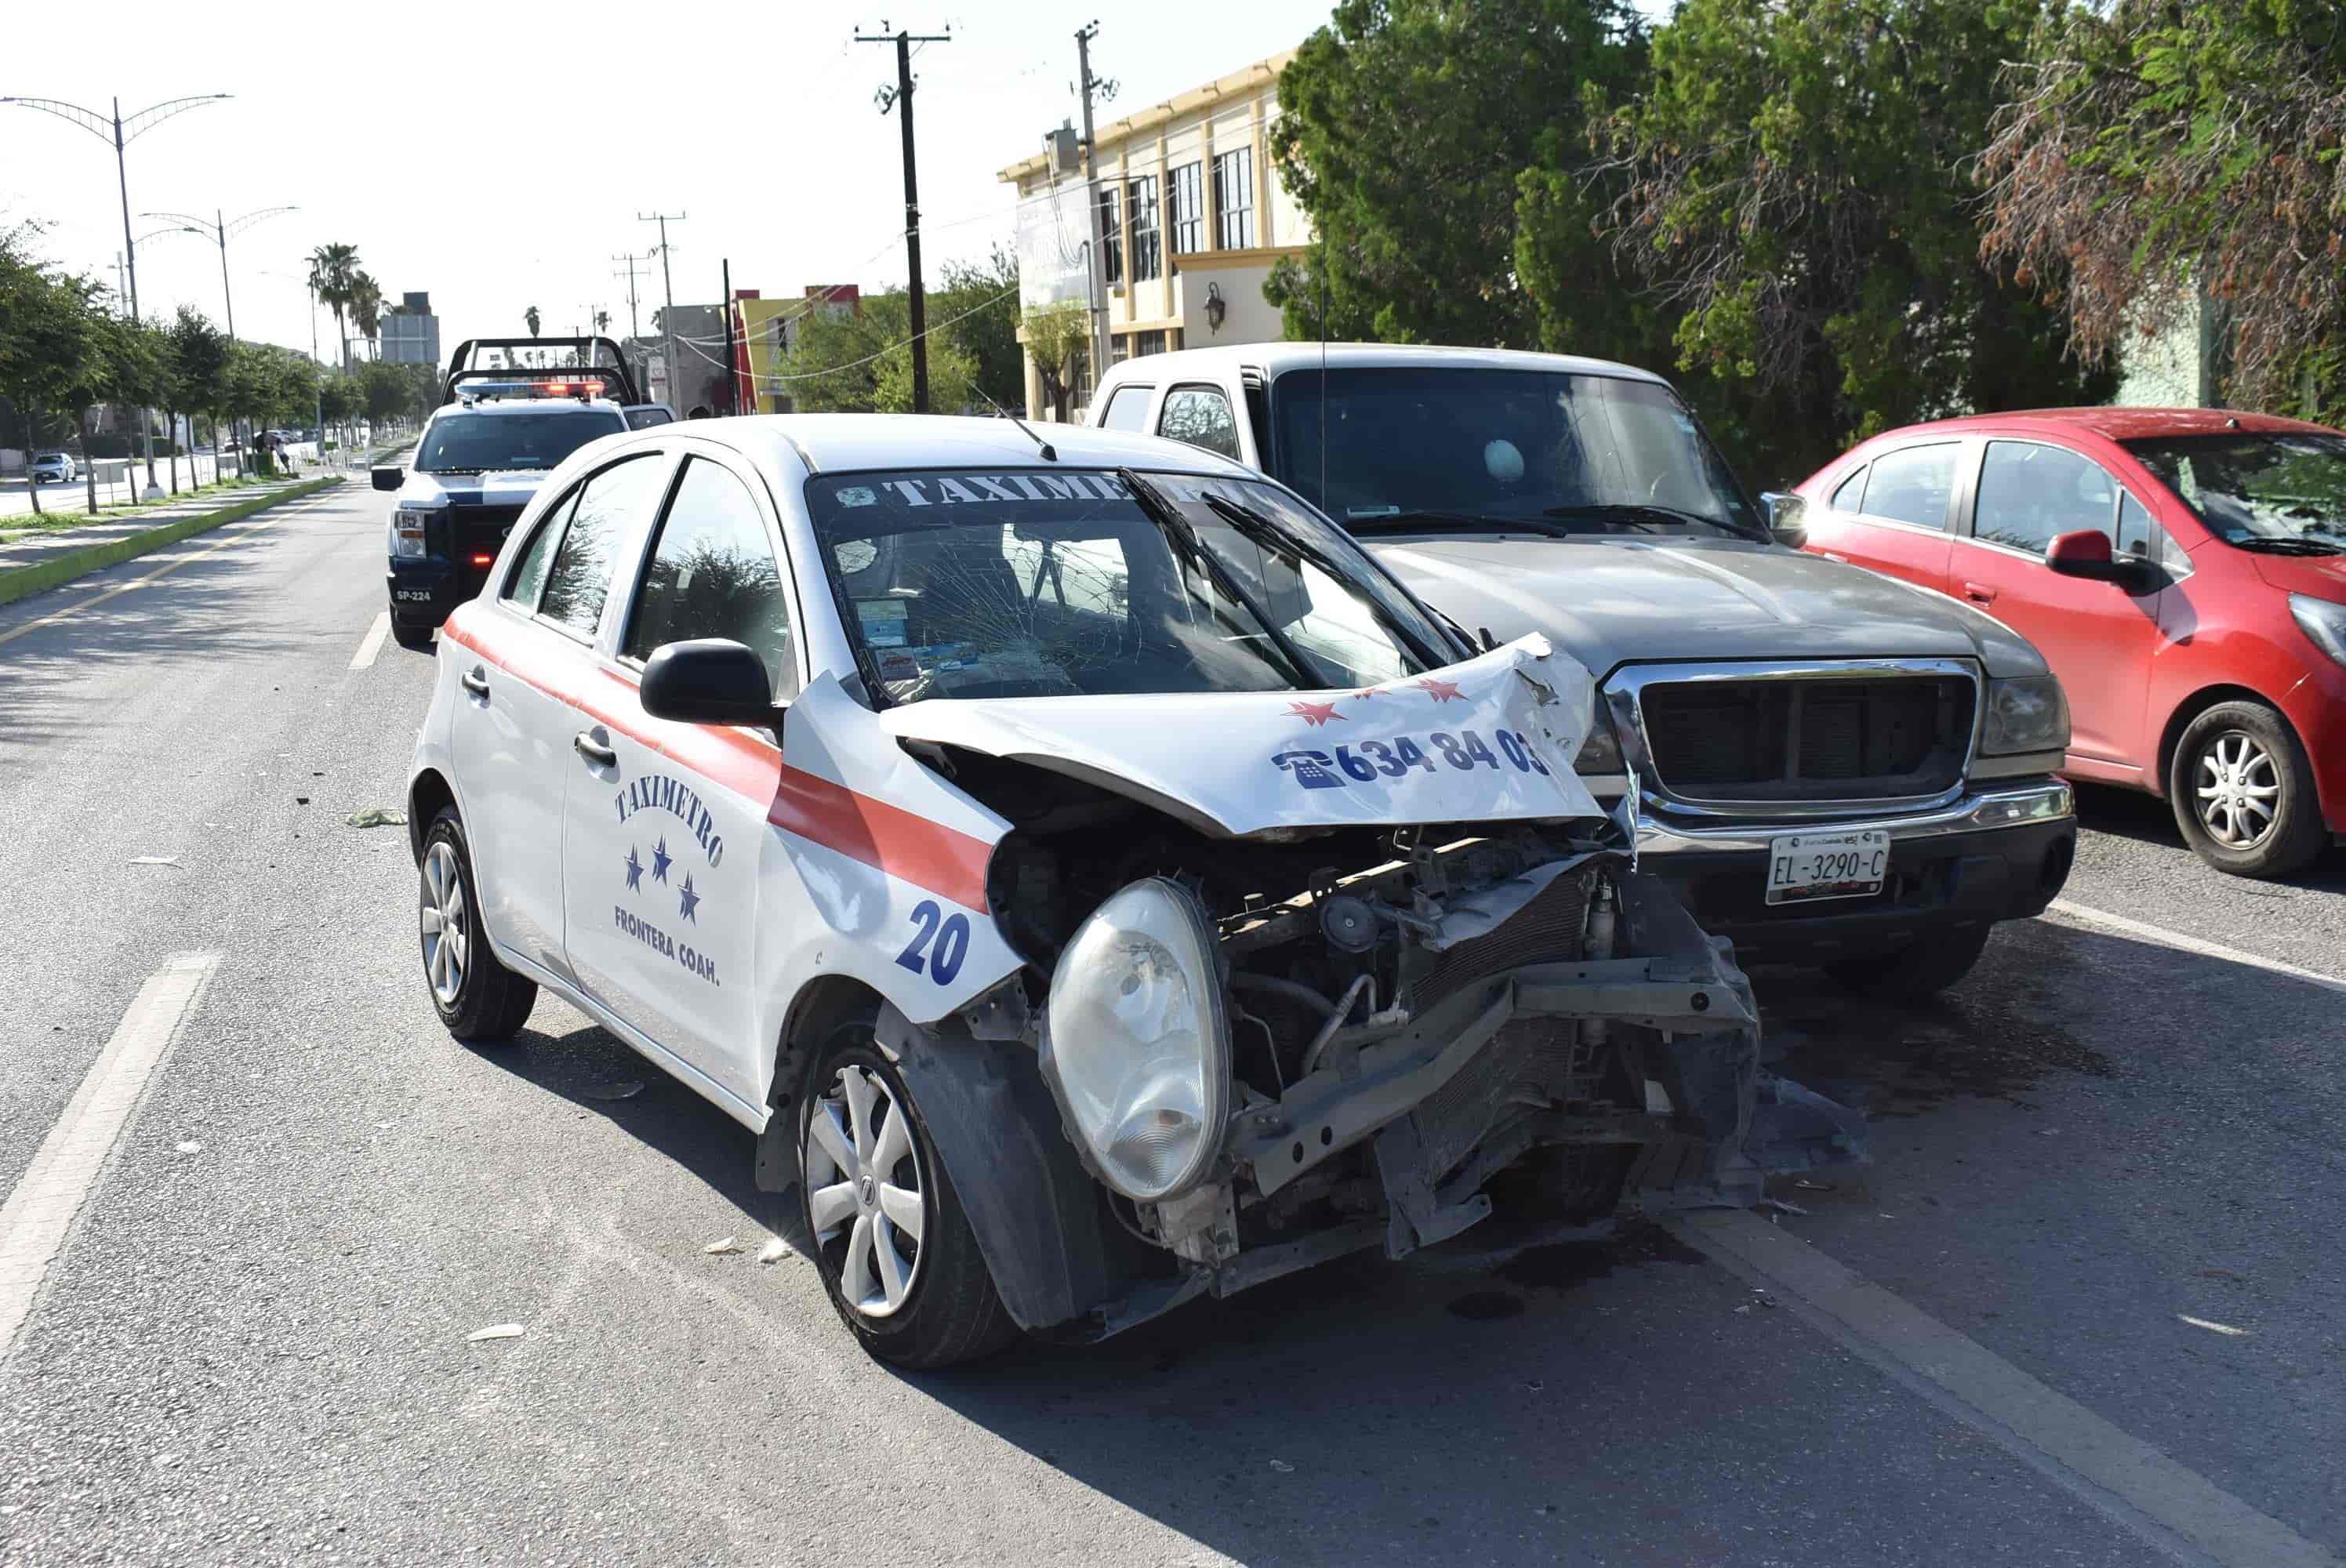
[{"x1": 0, "y1": 474, "x2": 343, "y2": 609}]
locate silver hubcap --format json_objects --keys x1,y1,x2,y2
[
  {"x1": 804, "y1": 1063, "x2": 925, "y2": 1319},
  {"x1": 2194, "y1": 731, "x2": 2281, "y2": 850},
  {"x1": 419, "y1": 841, "x2": 469, "y2": 1005}
]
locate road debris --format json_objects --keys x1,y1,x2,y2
[
  {"x1": 1792, "y1": 1178, "x2": 1834, "y2": 1192},
  {"x1": 129, "y1": 856, "x2": 180, "y2": 867},
  {"x1": 174, "y1": 1139, "x2": 202, "y2": 1154},
  {"x1": 2177, "y1": 1314, "x2": 2249, "y2": 1337},
  {"x1": 1268, "y1": 1459, "x2": 1295, "y2": 1473},
  {"x1": 704, "y1": 1237, "x2": 743, "y2": 1255},
  {"x1": 467, "y1": 1323, "x2": 525, "y2": 1342},
  {"x1": 345, "y1": 807, "x2": 406, "y2": 828},
  {"x1": 757, "y1": 1239, "x2": 790, "y2": 1265}
]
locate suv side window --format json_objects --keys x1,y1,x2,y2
[
  {"x1": 1158, "y1": 384, "x2": 1241, "y2": 459},
  {"x1": 503, "y1": 488, "x2": 576, "y2": 611},
  {"x1": 1860, "y1": 444, "x2": 1958, "y2": 530},
  {"x1": 539, "y1": 453, "x2": 669, "y2": 638},
  {"x1": 1099, "y1": 384, "x2": 1155, "y2": 432},
  {"x1": 1974, "y1": 441, "x2": 2118, "y2": 556},
  {"x1": 623, "y1": 456, "x2": 797, "y2": 696}
]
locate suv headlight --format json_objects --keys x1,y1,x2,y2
[
  {"x1": 1041, "y1": 877, "x2": 1230, "y2": 1203},
  {"x1": 390, "y1": 504, "x2": 439, "y2": 559},
  {"x1": 2290, "y1": 594, "x2": 2346, "y2": 669},
  {"x1": 1981, "y1": 675, "x2": 2071, "y2": 756}
]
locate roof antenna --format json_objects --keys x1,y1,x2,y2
[{"x1": 975, "y1": 384, "x2": 1057, "y2": 462}]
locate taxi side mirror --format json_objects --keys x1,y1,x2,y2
[
  {"x1": 371, "y1": 466, "x2": 404, "y2": 492},
  {"x1": 641, "y1": 638, "x2": 782, "y2": 731}
]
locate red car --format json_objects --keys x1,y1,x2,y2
[{"x1": 1792, "y1": 408, "x2": 2346, "y2": 877}]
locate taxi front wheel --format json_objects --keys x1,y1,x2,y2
[
  {"x1": 419, "y1": 808, "x2": 537, "y2": 1043},
  {"x1": 798, "y1": 1025, "x2": 1017, "y2": 1368}
]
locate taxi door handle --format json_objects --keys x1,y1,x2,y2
[
  {"x1": 1962, "y1": 581, "x2": 1997, "y2": 605},
  {"x1": 460, "y1": 667, "x2": 491, "y2": 700},
  {"x1": 573, "y1": 728, "x2": 617, "y2": 768}
]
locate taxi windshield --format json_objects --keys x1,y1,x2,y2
[
  {"x1": 804, "y1": 468, "x2": 1456, "y2": 703},
  {"x1": 415, "y1": 408, "x2": 626, "y2": 474}
]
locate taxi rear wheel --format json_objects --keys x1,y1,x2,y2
[
  {"x1": 419, "y1": 808, "x2": 537, "y2": 1043},
  {"x1": 797, "y1": 1025, "x2": 1017, "y2": 1368}
]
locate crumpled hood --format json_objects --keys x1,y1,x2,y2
[
  {"x1": 877, "y1": 636, "x2": 1604, "y2": 837},
  {"x1": 1367, "y1": 535, "x2": 2044, "y2": 678},
  {"x1": 394, "y1": 470, "x2": 554, "y2": 509}
]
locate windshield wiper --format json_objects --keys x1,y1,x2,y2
[
  {"x1": 1341, "y1": 508, "x2": 1576, "y2": 539},
  {"x1": 2230, "y1": 535, "x2": 2346, "y2": 556},
  {"x1": 1118, "y1": 470, "x2": 1323, "y2": 689},
  {"x1": 1198, "y1": 490, "x2": 1453, "y2": 669},
  {"x1": 1542, "y1": 502, "x2": 1756, "y2": 539}
]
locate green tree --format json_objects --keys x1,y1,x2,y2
[
  {"x1": 783, "y1": 289, "x2": 975, "y2": 415},
  {"x1": 168, "y1": 306, "x2": 231, "y2": 475},
  {"x1": 308, "y1": 242, "x2": 360, "y2": 370},
  {"x1": 0, "y1": 235, "x2": 100, "y2": 517},
  {"x1": 524, "y1": 304, "x2": 542, "y2": 361},
  {"x1": 349, "y1": 272, "x2": 383, "y2": 362},
  {"x1": 931, "y1": 245, "x2": 1024, "y2": 415},
  {"x1": 1266, "y1": 0, "x2": 1652, "y2": 348},
  {"x1": 1598, "y1": 0, "x2": 2112, "y2": 481},
  {"x1": 1981, "y1": 0, "x2": 2346, "y2": 420},
  {"x1": 1020, "y1": 300, "x2": 1091, "y2": 422}
]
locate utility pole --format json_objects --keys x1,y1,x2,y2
[
  {"x1": 1075, "y1": 22, "x2": 1113, "y2": 396},
  {"x1": 638, "y1": 215, "x2": 685, "y2": 411},
  {"x1": 721, "y1": 257, "x2": 739, "y2": 416},
  {"x1": 5, "y1": 91, "x2": 230, "y2": 499},
  {"x1": 611, "y1": 251, "x2": 648, "y2": 338},
  {"x1": 856, "y1": 23, "x2": 951, "y2": 413}
]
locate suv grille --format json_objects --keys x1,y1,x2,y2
[
  {"x1": 1639, "y1": 675, "x2": 1973, "y2": 804},
  {"x1": 453, "y1": 503, "x2": 525, "y2": 552}
]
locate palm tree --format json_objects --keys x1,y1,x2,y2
[
  {"x1": 592, "y1": 309, "x2": 611, "y2": 336},
  {"x1": 349, "y1": 272, "x2": 383, "y2": 362},
  {"x1": 523, "y1": 305, "x2": 542, "y2": 368},
  {"x1": 307, "y1": 243, "x2": 360, "y2": 369}
]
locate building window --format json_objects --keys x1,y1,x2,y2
[
  {"x1": 1132, "y1": 330, "x2": 1166, "y2": 358},
  {"x1": 1213, "y1": 148, "x2": 1255, "y2": 251},
  {"x1": 1169, "y1": 162, "x2": 1205, "y2": 255},
  {"x1": 1097, "y1": 185, "x2": 1123, "y2": 285},
  {"x1": 1128, "y1": 175, "x2": 1161, "y2": 282}
]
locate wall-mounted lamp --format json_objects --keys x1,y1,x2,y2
[{"x1": 1204, "y1": 281, "x2": 1226, "y2": 333}]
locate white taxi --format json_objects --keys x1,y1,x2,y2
[{"x1": 406, "y1": 414, "x2": 1861, "y2": 1367}]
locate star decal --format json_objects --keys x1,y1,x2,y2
[
  {"x1": 677, "y1": 873, "x2": 701, "y2": 924},
  {"x1": 1286, "y1": 699, "x2": 1346, "y2": 727},
  {"x1": 1414, "y1": 677, "x2": 1465, "y2": 703},
  {"x1": 651, "y1": 837, "x2": 673, "y2": 883},
  {"x1": 1352, "y1": 688, "x2": 1382, "y2": 702},
  {"x1": 623, "y1": 846, "x2": 644, "y2": 892}
]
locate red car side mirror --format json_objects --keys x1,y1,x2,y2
[{"x1": 2045, "y1": 528, "x2": 2144, "y2": 586}]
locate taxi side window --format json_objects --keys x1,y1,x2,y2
[
  {"x1": 503, "y1": 488, "x2": 576, "y2": 611},
  {"x1": 623, "y1": 456, "x2": 797, "y2": 695},
  {"x1": 539, "y1": 454, "x2": 668, "y2": 638}
]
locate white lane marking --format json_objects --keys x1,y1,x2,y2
[
  {"x1": 0, "y1": 490, "x2": 343, "y2": 650},
  {"x1": 1676, "y1": 1210, "x2": 2334, "y2": 1568},
  {"x1": 0, "y1": 954, "x2": 220, "y2": 1361},
  {"x1": 2046, "y1": 898, "x2": 2346, "y2": 996},
  {"x1": 350, "y1": 610, "x2": 391, "y2": 670}
]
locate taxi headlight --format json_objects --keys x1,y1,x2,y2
[
  {"x1": 1981, "y1": 675, "x2": 2071, "y2": 756},
  {"x1": 1041, "y1": 877, "x2": 1229, "y2": 1203},
  {"x1": 1573, "y1": 706, "x2": 1623, "y2": 775}
]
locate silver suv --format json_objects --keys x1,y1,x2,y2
[{"x1": 1091, "y1": 343, "x2": 2077, "y2": 997}]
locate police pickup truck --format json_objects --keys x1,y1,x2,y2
[{"x1": 376, "y1": 336, "x2": 650, "y2": 651}]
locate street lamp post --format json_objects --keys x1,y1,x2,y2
[
  {"x1": 2, "y1": 92, "x2": 231, "y2": 499},
  {"x1": 147, "y1": 207, "x2": 296, "y2": 474}
]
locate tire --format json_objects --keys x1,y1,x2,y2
[
  {"x1": 2168, "y1": 701, "x2": 2327, "y2": 878},
  {"x1": 418, "y1": 808, "x2": 537, "y2": 1043},
  {"x1": 797, "y1": 1022, "x2": 1018, "y2": 1369},
  {"x1": 390, "y1": 619, "x2": 436, "y2": 652},
  {"x1": 1823, "y1": 922, "x2": 1992, "y2": 1001}
]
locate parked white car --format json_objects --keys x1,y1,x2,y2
[{"x1": 405, "y1": 413, "x2": 1861, "y2": 1366}]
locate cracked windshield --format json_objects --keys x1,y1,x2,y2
[
  {"x1": 2124, "y1": 433, "x2": 2346, "y2": 554},
  {"x1": 412, "y1": 408, "x2": 625, "y2": 474},
  {"x1": 805, "y1": 470, "x2": 1450, "y2": 702},
  {"x1": 1273, "y1": 367, "x2": 1763, "y2": 538}
]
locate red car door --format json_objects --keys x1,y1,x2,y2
[
  {"x1": 1808, "y1": 440, "x2": 1961, "y2": 593},
  {"x1": 1952, "y1": 437, "x2": 2163, "y2": 770}
]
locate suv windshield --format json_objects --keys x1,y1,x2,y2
[
  {"x1": 2123, "y1": 433, "x2": 2346, "y2": 554},
  {"x1": 1271, "y1": 367, "x2": 1763, "y2": 540},
  {"x1": 804, "y1": 468, "x2": 1455, "y2": 702},
  {"x1": 415, "y1": 408, "x2": 626, "y2": 474}
]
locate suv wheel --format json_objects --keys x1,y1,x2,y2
[
  {"x1": 797, "y1": 1023, "x2": 1016, "y2": 1368},
  {"x1": 1824, "y1": 922, "x2": 1991, "y2": 1001},
  {"x1": 419, "y1": 808, "x2": 536, "y2": 1042},
  {"x1": 390, "y1": 619, "x2": 436, "y2": 653},
  {"x1": 2170, "y1": 702, "x2": 2326, "y2": 877}
]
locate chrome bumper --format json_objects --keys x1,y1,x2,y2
[{"x1": 1631, "y1": 779, "x2": 2073, "y2": 858}]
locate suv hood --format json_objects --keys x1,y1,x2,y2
[
  {"x1": 877, "y1": 636, "x2": 1604, "y2": 837},
  {"x1": 394, "y1": 470, "x2": 554, "y2": 509},
  {"x1": 1367, "y1": 535, "x2": 2043, "y2": 679}
]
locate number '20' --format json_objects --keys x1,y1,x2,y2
[{"x1": 894, "y1": 899, "x2": 970, "y2": 985}]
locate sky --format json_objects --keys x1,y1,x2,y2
[{"x1": 3, "y1": 0, "x2": 1364, "y2": 362}]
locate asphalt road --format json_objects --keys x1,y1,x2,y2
[{"x1": 1, "y1": 485, "x2": 2338, "y2": 1566}]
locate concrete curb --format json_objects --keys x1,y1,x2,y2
[{"x1": 0, "y1": 476, "x2": 343, "y2": 611}]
